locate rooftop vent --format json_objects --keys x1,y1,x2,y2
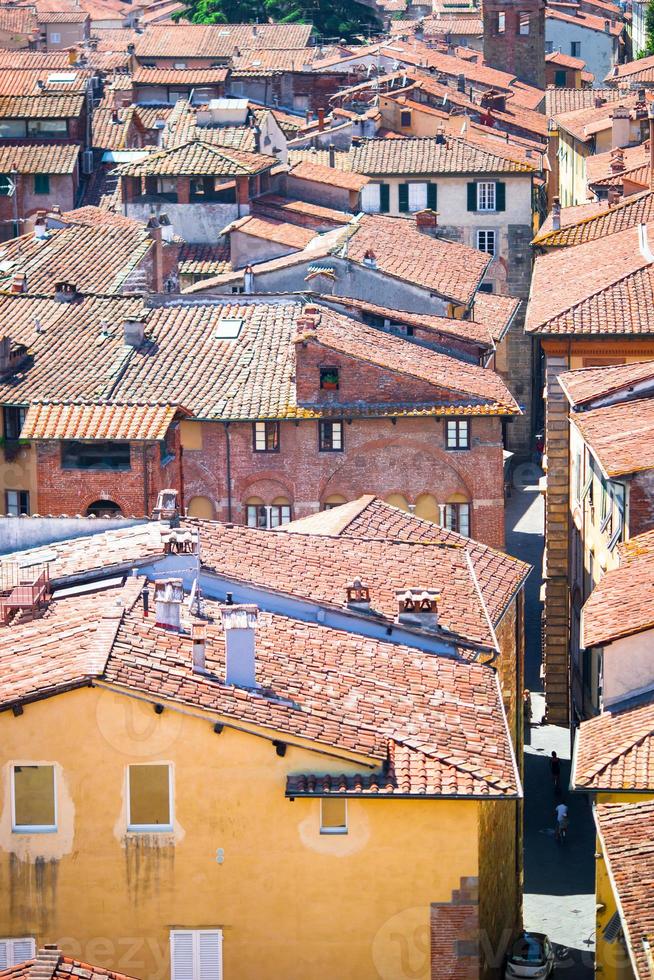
[
  {"x1": 54, "y1": 281, "x2": 77, "y2": 303},
  {"x1": 154, "y1": 578, "x2": 184, "y2": 630}
]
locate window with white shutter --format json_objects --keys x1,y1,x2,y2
[
  {"x1": 170, "y1": 930, "x2": 222, "y2": 980},
  {"x1": 0, "y1": 938, "x2": 36, "y2": 970},
  {"x1": 360, "y1": 182, "x2": 381, "y2": 213},
  {"x1": 408, "y1": 182, "x2": 428, "y2": 212}
]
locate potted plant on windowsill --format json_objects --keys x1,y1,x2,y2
[{"x1": 321, "y1": 370, "x2": 339, "y2": 391}]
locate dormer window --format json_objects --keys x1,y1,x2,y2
[{"x1": 320, "y1": 367, "x2": 339, "y2": 391}]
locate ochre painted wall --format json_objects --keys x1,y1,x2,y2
[{"x1": 0, "y1": 685, "x2": 481, "y2": 980}]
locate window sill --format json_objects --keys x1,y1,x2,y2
[
  {"x1": 12, "y1": 826, "x2": 58, "y2": 834},
  {"x1": 320, "y1": 828, "x2": 348, "y2": 835},
  {"x1": 126, "y1": 825, "x2": 174, "y2": 834}
]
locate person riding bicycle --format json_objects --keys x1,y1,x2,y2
[{"x1": 555, "y1": 802, "x2": 569, "y2": 840}]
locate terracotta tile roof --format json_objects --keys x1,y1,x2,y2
[
  {"x1": 545, "y1": 50, "x2": 586, "y2": 69},
  {"x1": 533, "y1": 193, "x2": 654, "y2": 248},
  {"x1": 88, "y1": 27, "x2": 140, "y2": 50},
  {"x1": 607, "y1": 52, "x2": 654, "y2": 83},
  {"x1": 0, "y1": 6, "x2": 37, "y2": 34},
  {"x1": 287, "y1": 159, "x2": 369, "y2": 191},
  {"x1": 178, "y1": 242, "x2": 231, "y2": 276},
  {"x1": 228, "y1": 215, "x2": 317, "y2": 249},
  {"x1": 0, "y1": 142, "x2": 79, "y2": 174},
  {"x1": 545, "y1": 6, "x2": 623, "y2": 33},
  {"x1": 280, "y1": 494, "x2": 530, "y2": 625},
  {"x1": 319, "y1": 295, "x2": 495, "y2": 347},
  {"x1": 0, "y1": 67, "x2": 91, "y2": 97},
  {"x1": 592, "y1": 162, "x2": 651, "y2": 190},
  {"x1": 472, "y1": 291, "x2": 521, "y2": 343},
  {"x1": 585, "y1": 140, "x2": 650, "y2": 186},
  {"x1": 345, "y1": 214, "x2": 490, "y2": 306},
  {"x1": 526, "y1": 221, "x2": 654, "y2": 335},
  {"x1": 287, "y1": 147, "x2": 351, "y2": 169},
  {"x1": 21, "y1": 401, "x2": 185, "y2": 441},
  {"x1": 573, "y1": 699, "x2": 654, "y2": 791},
  {"x1": 0, "y1": 51, "x2": 70, "y2": 69},
  {"x1": 422, "y1": 16, "x2": 483, "y2": 34},
  {"x1": 230, "y1": 47, "x2": 327, "y2": 73},
  {"x1": 582, "y1": 538, "x2": 654, "y2": 647},
  {"x1": 0, "y1": 92, "x2": 85, "y2": 118},
  {"x1": 133, "y1": 23, "x2": 312, "y2": 59},
  {"x1": 161, "y1": 102, "x2": 258, "y2": 152},
  {"x1": 595, "y1": 799, "x2": 654, "y2": 978},
  {"x1": 572, "y1": 397, "x2": 654, "y2": 477},
  {"x1": 37, "y1": 9, "x2": 89, "y2": 22},
  {"x1": 555, "y1": 95, "x2": 638, "y2": 143},
  {"x1": 114, "y1": 139, "x2": 274, "y2": 177},
  {"x1": 0, "y1": 222, "x2": 154, "y2": 296},
  {"x1": 251, "y1": 194, "x2": 351, "y2": 227},
  {"x1": 0, "y1": 945, "x2": 141, "y2": 980},
  {"x1": 92, "y1": 104, "x2": 137, "y2": 151},
  {"x1": 349, "y1": 135, "x2": 534, "y2": 175},
  {"x1": 559, "y1": 360, "x2": 654, "y2": 407},
  {"x1": 57, "y1": 205, "x2": 143, "y2": 228},
  {"x1": 544, "y1": 86, "x2": 622, "y2": 117},
  {"x1": 132, "y1": 66, "x2": 228, "y2": 85}
]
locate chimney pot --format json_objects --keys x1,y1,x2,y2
[
  {"x1": 54, "y1": 281, "x2": 77, "y2": 303},
  {"x1": 192, "y1": 623, "x2": 207, "y2": 673},
  {"x1": 396, "y1": 588, "x2": 441, "y2": 628},
  {"x1": 221, "y1": 603, "x2": 258, "y2": 688},
  {"x1": 346, "y1": 577, "x2": 371, "y2": 609},
  {"x1": 123, "y1": 315, "x2": 146, "y2": 346},
  {"x1": 328, "y1": 142, "x2": 335, "y2": 168},
  {"x1": 154, "y1": 578, "x2": 184, "y2": 630}
]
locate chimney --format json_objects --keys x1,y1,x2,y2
[
  {"x1": 221, "y1": 603, "x2": 258, "y2": 687},
  {"x1": 54, "y1": 281, "x2": 77, "y2": 303},
  {"x1": 594, "y1": 95, "x2": 606, "y2": 108},
  {"x1": 435, "y1": 124, "x2": 446, "y2": 145},
  {"x1": 415, "y1": 209, "x2": 439, "y2": 234},
  {"x1": 152, "y1": 488, "x2": 179, "y2": 521},
  {"x1": 317, "y1": 107, "x2": 325, "y2": 131},
  {"x1": 604, "y1": 18, "x2": 610, "y2": 32},
  {"x1": 457, "y1": 72, "x2": 465, "y2": 93},
  {"x1": 607, "y1": 187, "x2": 621, "y2": 205},
  {"x1": 158, "y1": 211, "x2": 174, "y2": 243},
  {"x1": 396, "y1": 588, "x2": 441, "y2": 629},
  {"x1": 244, "y1": 264, "x2": 255, "y2": 294},
  {"x1": 611, "y1": 106, "x2": 630, "y2": 148},
  {"x1": 610, "y1": 146, "x2": 625, "y2": 173},
  {"x1": 362, "y1": 248, "x2": 377, "y2": 268},
  {"x1": 253, "y1": 124, "x2": 261, "y2": 153},
  {"x1": 123, "y1": 315, "x2": 146, "y2": 346},
  {"x1": 191, "y1": 623, "x2": 207, "y2": 673},
  {"x1": 10, "y1": 273, "x2": 26, "y2": 294},
  {"x1": 154, "y1": 578, "x2": 184, "y2": 630},
  {"x1": 111, "y1": 108, "x2": 119, "y2": 123},
  {"x1": 68, "y1": 46, "x2": 77, "y2": 65},
  {"x1": 345, "y1": 577, "x2": 371, "y2": 612},
  {"x1": 34, "y1": 211, "x2": 47, "y2": 239},
  {"x1": 328, "y1": 142, "x2": 335, "y2": 168},
  {"x1": 552, "y1": 196, "x2": 561, "y2": 230}
]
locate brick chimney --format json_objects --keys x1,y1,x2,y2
[
  {"x1": 345, "y1": 577, "x2": 371, "y2": 612},
  {"x1": 396, "y1": 588, "x2": 441, "y2": 628},
  {"x1": 295, "y1": 305, "x2": 321, "y2": 340},
  {"x1": 610, "y1": 146, "x2": 625, "y2": 173},
  {"x1": 220, "y1": 601, "x2": 258, "y2": 687},
  {"x1": 154, "y1": 578, "x2": 184, "y2": 630},
  {"x1": 415, "y1": 209, "x2": 439, "y2": 235}
]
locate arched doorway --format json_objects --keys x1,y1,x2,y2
[{"x1": 86, "y1": 499, "x2": 122, "y2": 518}]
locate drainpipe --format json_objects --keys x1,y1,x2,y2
[{"x1": 224, "y1": 421, "x2": 232, "y2": 521}]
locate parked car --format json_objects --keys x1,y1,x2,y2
[{"x1": 505, "y1": 932, "x2": 556, "y2": 978}]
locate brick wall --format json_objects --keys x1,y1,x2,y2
[
  {"x1": 181, "y1": 414, "x2": 507, "y2": 549},
  {"x1": 431, "y1": 878, "x2": 480, "y2": 979},
  {"x1": 482, "y1": 0, "x2": 546, "y2": 89},
  {"x1": 33, "y1": 432, "x2": 182, "y2": 516},
  {"x1": 477, "y1": 799, "x2": 520, "y2": 977},
  {"x1": 628, "y1": 469, "x2": 654, "y2": 537},
  {"x1": 0, "y1": 173, "x2": 77, "y2": 241}
]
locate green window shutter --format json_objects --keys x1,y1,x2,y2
[
  {"x1": 398, "y1": 182, "x2": 409, "y2": 213},
  {"x1": 379, "y1": 182, "x2": 390, "y2": 213},
  {"x1": 496, "y1": 181, "x2": 506, "y2": 211},
  {"x1": 34, "y1": 174, "x2": 50, "y2": 194},
  {"x1": 467, "y1": 181, "x2": 477, "y2": 211},
  {"x1": 427, "y1": 182, "x2": 437, "y2": 209}
]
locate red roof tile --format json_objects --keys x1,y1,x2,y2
[
  {"x1": 571, "y1": 397, "x2": 654, "y2": 477},
  {"x1": 559, "y1": 360, "x2": 654, "y2": 406},
  {"x1": 581, "y1": 534, "x2": 654, "y2": 647},
  {"x1": 287, "y1": 159, "x2": 369, "y2": 192},
  {"x1": 573, "y1": 700, "x2": 654, "y2": 791},
  {"x1": 21, "y1": 401, "x2": 186, "y2": 441}
]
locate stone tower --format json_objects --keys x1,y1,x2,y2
[{"x1": 482, "y1": 0, "x2": 546, "y2": 89}]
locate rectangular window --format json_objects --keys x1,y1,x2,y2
[
  {"x1": 554, "y1": 69, "x2": 567, "y2": 87},
  {"x1": 253, "y1": 421, "x2": 279, "y2": 452},
  {"x1": 170, "y1": 930, "x2": 223, "y2": 980},
  {"x1": 50, "y1": 31, "x2": 61, "y2": 43},
  {"x1": 319, "y1": 420, "x2": 343, "y2": 452},
  {"x1": 61, "y1": 440, "x2": 131, "y2": 471},
  {"x1": 496, "y1": 11, "x2": 505, "y2": 32},
  {"x1": 545, "y1": 40, "x2": 553, "y2": 52},
  {"x1": 570, "y1": 41, "x2": 581, "y2": 57},
  {"x1": 446, "y1": 419, "x2": 470, "y2": 449},
  {"x1": 0, "y1": 120, "x2": 26, "y2": 139},
  {"x1": 408, "y1": 181, "x2": 428, "y2": 212},
  {"x1": 445, "y1": 502, "x2": 470, "y2": 537},
  {"x1": 34, "y1": 174, "x2": 50, "y2": 195},
  {"x1": 0, "y1": 939, "x2": 36, "y2": 970},
  {"x1": 3, "y1": 405, "x2": 25, "y2": 441},
  {"x1": 12, "y1": 765, "x2": 56, "y2": 832},
  {"x1": 400, "y1": 109, "x2": 412, "y2": 126},
  {"x1": 127, "y1": 764, "x2": 172, "y2": 831},
  {"x1": 320, "y1": 366, "x2": 339, "y2": 390},
  {"x1": 5, "y1": 490, "x2": 29, "y2": 516},
  {"x1": 246, "y1": 504, "x2": 291, "y2": 529},
  {"x1": 26, "y1": 119, "x2": 67, "y2": 137},
  {"x1": 476, "y1": 229, "x2": 496, "y2": 255},
  {"x1": 519, "y1": 11, "x2": 530, "y2": 33},
  {"x1": 320, "y1": 797, "x2": 348, "y2": 834},
  {"x1": 477, "y1": 181, "x2": 496, "y2": 211},
  {"x1": 361, "y1": 182, "x2": 381, "y2": 213}
]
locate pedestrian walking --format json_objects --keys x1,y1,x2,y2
[
  {"x1": 523, "y1": 689, "x2": 532, "y2": 728},
  {"x1": 555, "y1": 801, "x2": 569, "y2": 841},
  {"x1": 549, "y1": 750, "x2": 561, "y2": 792}
]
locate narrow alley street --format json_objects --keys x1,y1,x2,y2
[{"x1": 505, "y1": 465, "x2": 595, "y2": 978}]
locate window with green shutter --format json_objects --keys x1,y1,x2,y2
[
  {"x1": 496, "y1": 181, "x2": 506, "y2": 211},
  {"x1": 398, "y1": 183, "x2": 409, "y2": 213},
  {"x1": 467, "y1": 182, "x2": 477, "y2": 211},
  {"x1": 380, "y1": 182, "x2": 390, "y2": 213},
  {"x1": 427, "y1": 182, "x2": 437, "y2": 209},
  {"x1": 34, "y1": 174, "x2": 50, "y2": 195}
]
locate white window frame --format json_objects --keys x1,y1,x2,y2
[
  {"x1": 361, "y1": 182, "x2": 381, "y2": 213},
  {"x1": 476, "y1": 229, "x2": 497, "y2": 255},
  {"x1": 476, "y1": 181, "x2": 496, "y2": 212},
  {"x1": 50, "y1": 31, "x2": 61, "y2": 43},
  {"x1": 408, "y1": 181, "x2": 428, "y2": 212},
  {"x1": 246, "y1": 504, "x2": 291, "y2": 529},
  {"x1": 11, "y1": 764, "x2": 57, "y2": 834},
  {"x1": 0, "y1": 938, "x2": 36, "y2": 970},
  {"x1": 444, "y1": 502, "x2": 471, "y2": 537},
  {"x1": 170, "y1": 930, "x2": 223, "y2": 980},
  {"x1": 446, "y1": 419, "x2": 470, "y2": 450},
  {"x1": 320, "y1": 797, "x2": 348, "y2": 835},
  {"x1": 126, "y1": 763, "x2": 173, "y2": 833},
  {"x1": 519, "y1": 10, "x2": 530, "y2": 34}
]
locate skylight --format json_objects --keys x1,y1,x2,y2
[{"x1": 215, "y1": 318, "x2": 243, "y2": 339}]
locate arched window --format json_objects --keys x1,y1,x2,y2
[
  {"x1": 187, "y1": 495, "x2": 215, "y2": 520},
  {"x1": 86, "y1": 499, "x2": 122, "y2": 518},
  {"x1": 322, "y1": 494, "x2": 347, "y2": 511},
  {"x1": 245, "y1": 495, "x2": 292, "y2": 529},
  {"x1": 444, "y1": 494, "x2": 471, "y2": 537},
  {"x1": 385, "y1": 493, "x2": 409, "y2": 512},
  {"x1": 414, "y1": 493, "x2": 439, "y2": 523}
]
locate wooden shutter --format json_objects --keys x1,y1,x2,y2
[
  {"x1": 398, "y1": 183, "x2": 409, "y2": 213},
  {"x1": 467, "y1": 182, "x2": 477, "y2": 211},
  {"x1": 496, "y1": 181, "x2": 506, "y2": 211},
  {"x1": 0, "y1": 939, "x2": 35, "y2": 970},
  {"x1": 427, "y1": 182, "x2": 437, "y2": 209},
  {"x1": 198, "y1": 931, "x2": 223, "y2": 980},
  {"x1": 171, "y1": 932, "x2": 195, "y2": 980},
  {"x1": 379, "y1": 182, "x2": 390, "y2": 212}
]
